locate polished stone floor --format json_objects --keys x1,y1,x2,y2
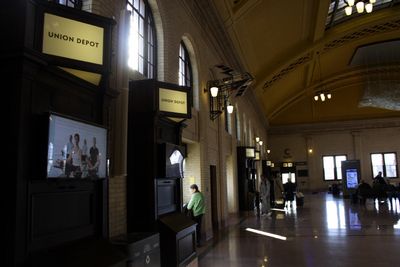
[{"x1": 198, "y1": 192, "x2": 400, "y2": 267}]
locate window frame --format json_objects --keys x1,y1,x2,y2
[
  {"x1": 178, "y1": 42, "x2": 193, "y2": 88},
  {"x1": 126, "y1": 0, "x2": 157, "y2": 79},
  {"x1": 370, "y1": 152, "x2": 398, "y2": 178},
  {"x1": 322, "y1": 154, "x2": 347, "y2": 181}
]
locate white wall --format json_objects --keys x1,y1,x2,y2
[{"x1": 268, "y1": 118, "x2": 400, "y2": 192}]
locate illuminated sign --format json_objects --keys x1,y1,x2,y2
[
  {"x1": 245, "y1": 148, "x2": 255, "y2": 158},
  {"x1": 42, "y1": 13, "x2": 104, "y2": 65},
  {"x1": 159, "y1": 88, "x2": 188, "y2": 115}
]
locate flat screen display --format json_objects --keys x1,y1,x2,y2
[
  {"x1": 157, "y1": 179, "x2": 177, "y2": 215},
  {"x1": 47, "y1": 114, "x2": 107, "y2": 179},
  {"x1": 167, "y1": 149, "x2": 184, "y2": 178},
  {"x1": 346, "y1": 169, "x2": 358, "y2": 189}
]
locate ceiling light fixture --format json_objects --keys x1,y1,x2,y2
[
  {"x1": 312, "y1": 52, "x2": 332, "y2": 102},
  {"x1": 345, "y1": 0, "x2": 375, "y2": 16}
]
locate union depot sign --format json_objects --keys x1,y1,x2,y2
[{"x1": 42, "y1": 13, "x2": 104, "y2": 65}]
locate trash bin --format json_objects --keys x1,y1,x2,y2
[
  {"x1": 332, "y1": 184, "x2": 340, "y2": 196},
  {"x1": 296, "y1": 192, "x2": 304, "y2": 207},
  {"x1": 112, "y1": 232, "x2": 160, "y2": 267}
]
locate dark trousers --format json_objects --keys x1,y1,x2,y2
[{"x1": 193, "y1": 214, "x2": 203, "y2": 245}]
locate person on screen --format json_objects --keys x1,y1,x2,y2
[
  {"x1": 82, "y1": 139, "x2": 88, "y2": 162},
  {"x1": 88, "y1": 137, "x2": 100, "y2": 177},
  {"x1": 67, "y1": 133, "x2": 82, "y2": 178},
  {"x1": 187, "y1": 184, "x2": 205, "y2": 246},
  {"x1": 65, "y1": 134, "x2": 74, "y2": 177},
  {"x1": 80, "y1": 139, "x2": 89, "y2": 178}
]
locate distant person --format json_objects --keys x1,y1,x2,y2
[
  {"x1": 274, "y1": 174, "x2": 285, "y2": 206},
  {"x1": 260, "y1": 174, "x2": 272, "y2": 216},
  {"x1": 268, "y1": 175, "x2": 276, "y2": 207},
  {"x1": 374, "y1": 171, "x2": 386, "y2": 185},
  {"x1": 187, "y1": 184, "x2": 205, "y2": 246},
  {"x1": 88, "y1": 137, "x2": 100, "y2": 177},
  {"x1": 283, "y1": 178, "x2": 297, "y2": 208}
]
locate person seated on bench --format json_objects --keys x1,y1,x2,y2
[{"x1": 356, "y1": 180, "x2": 372, "y2": 204}]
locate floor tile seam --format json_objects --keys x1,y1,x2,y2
[{"x1": 197, "y1": 215, "x2": 247, "y2": 260}]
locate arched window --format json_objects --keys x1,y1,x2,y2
[
  {"x1": 235, "y1": 107, "x2": 241, "y2": 141},
  {"x1": 127, "y1": 0, "x2": 156, "y2": 78},
  {"x1": 178, "y1": 42, "x2": 192, "y2": 87}
]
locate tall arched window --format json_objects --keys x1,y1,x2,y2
[
  {"x1": 127, "y1": 0, "x2": 156, "y2": 78},
  {"x1": 235, "y1": 107, "x2": 241, "y2": 141},
  {"x1": 178, "y1": 42, "x2": 192, "y2": 87}
]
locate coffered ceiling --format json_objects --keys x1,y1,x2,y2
[{"x1": 212, "y1": 0, "x2": 400, "y2": 126}]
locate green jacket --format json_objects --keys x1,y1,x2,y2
[{"x1": 187, "y1": 191, "x2": 205, "y2": 217}]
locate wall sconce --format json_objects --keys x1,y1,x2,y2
[
  {"x1": 210, "y1": 86, "x2": 219, "y2": 97},
  {"x1": 258, "y1": 140, "x2": 263, "y2": 146},
  {"x1": 227, "y1": 103, "x2": 234, "y2": 114},
  {"x1": 255, "y1": 137, "x2": 260, "y2": 142},
  {"x1": 267, "y1": 149, "x2": 271, "y2": 154},
  {"x1": 205, "y1": 65, "x2": 253, "y2": 120},
  {"x1": 308, "y1": 148, "x2": 313, "y2": 154}
]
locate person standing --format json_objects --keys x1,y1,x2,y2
[
  {"x1": 260, "y1": 174, "x2": 272, "y2": 216},
  {"x1": 374, "y1": 171, "x2": 386, "y2": 185},
  {"x1": 284, "y1": 178, "x2": 297, "y2": 208},
  {"x1": 187, "y1": 184, "x2": 205, "y2": 246}
]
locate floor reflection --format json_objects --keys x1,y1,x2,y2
[
  {"x1": 326, "y1": 200, "x2": 346, "y2": 229},
  {"x1": 198, "y1": 192, "x2": 400, "y2": 267}
]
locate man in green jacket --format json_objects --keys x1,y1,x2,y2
[{"x1": 187, "y1": 184, "x2": 205, "y2": 246}]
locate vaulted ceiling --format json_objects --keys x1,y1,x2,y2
[{"x1": 212, "y1": 0, "x2": 400, "y2": 126}]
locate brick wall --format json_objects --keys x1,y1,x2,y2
[
  {"x1": 109, "y1": 175, "x2": 127, "y2": 237},
  {"x1": 101, "y1": 0, "x2": 268, "y2": 240}
]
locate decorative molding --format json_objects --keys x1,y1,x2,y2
[
  {"x1": 178, "y1": 0, "x2": 244, "y2": 72},
  {"x1": 323, "y1": 18, "x2": 400, "y2": 52},
  {"x1": 268, "y1": 117, "x2": 400, "y2": 135},
  {"x1": 262, "y1": 53, "x2": 311, "y2": 90},
  {"x1": 261, "y1": 16, "x2": 400, "y2": 92}
]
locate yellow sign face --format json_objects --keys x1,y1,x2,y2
[
  {"x1": 42, "y1": 13, "x2": 104, "y2": 65},
  {"x1": 246, "y1": 148, "x2": 255, "y2": 158},
  {"x1": 159, "y1": 88, "x2": 188, "y2": 115}
]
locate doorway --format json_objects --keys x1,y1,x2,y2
[{"x1": 210, "y1": 165, "x2": 218, "y2": 231}]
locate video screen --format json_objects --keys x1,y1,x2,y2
[
  {"x1": 166, "y1": 149, "x2": 184, "y2": 178},
  {"x1": 346, "y1": 169, "x2": 358, "y2": 189},
  {"x1": 47, "y1": 114, "x2": 107, "y2": 179}
]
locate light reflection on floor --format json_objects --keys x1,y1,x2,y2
[{"x1": 198, "y1": 192, "x2": 400, "y2": 267}]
